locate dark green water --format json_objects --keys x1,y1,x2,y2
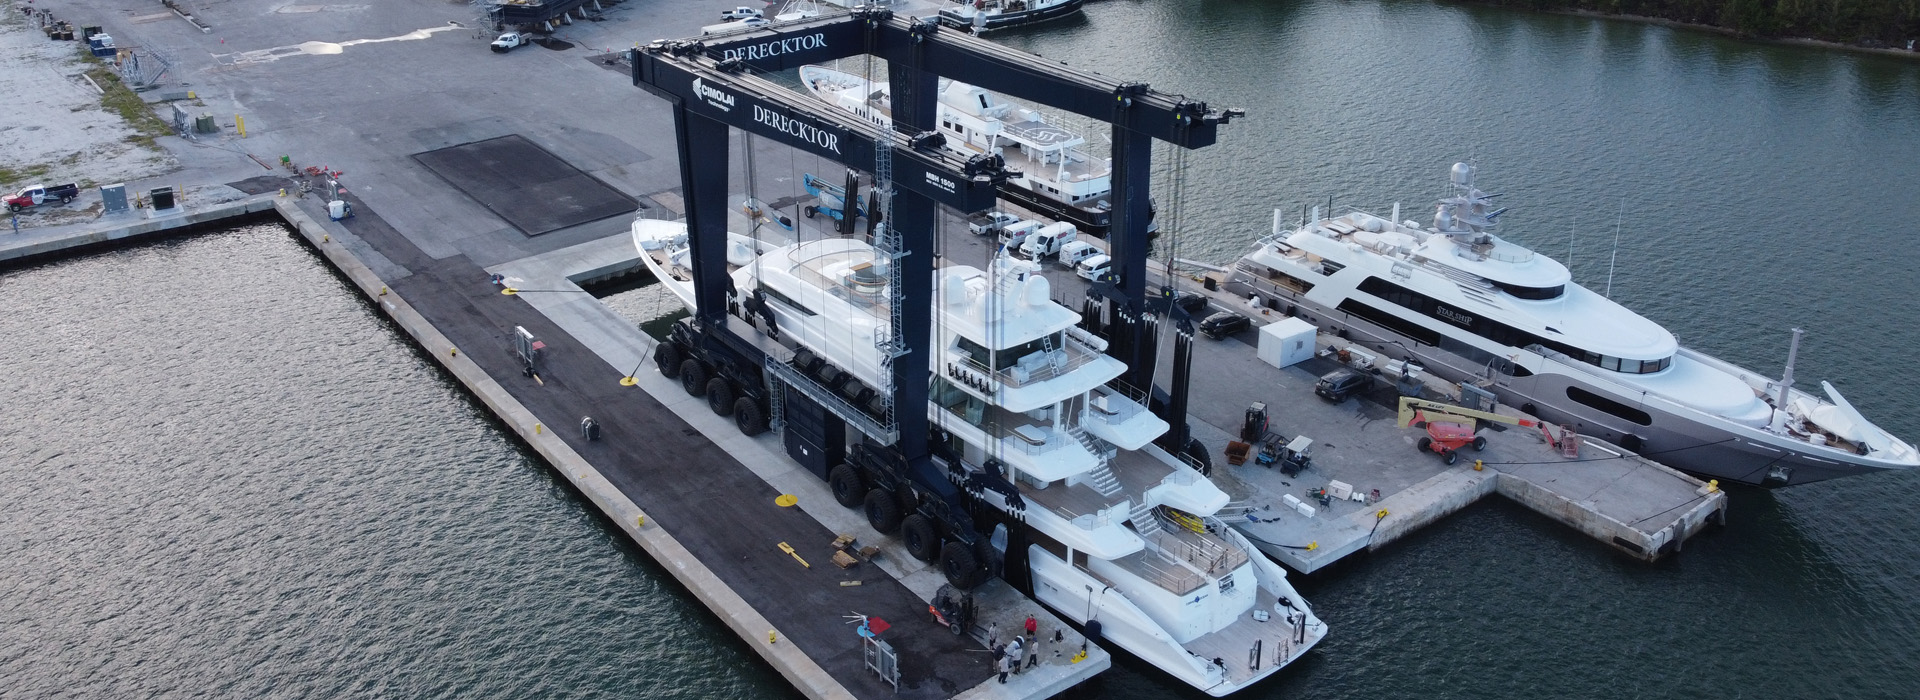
[
  {"x1": 6, "y1": 1, "x2": 1920, "y2": 698},
  {"x1": 991, "y1": 2, "x2": 1920, "y2": 697},
  {"x1": 0, "y1": 226, "x2": 792, "y2": 699}
]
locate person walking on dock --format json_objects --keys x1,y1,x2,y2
[
  {"x1": 1007, "y1": 636, "x2": 1024, "y2": 675},
  {"x1": 996, "y1": 651, "x2": 1011, "y2": 683}
]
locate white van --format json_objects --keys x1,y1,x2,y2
[
  {"x1": 1019, "y1": 221, "x2": 1079, "y2": 259},
  {"x1": 998, "y1": 220, "x2": 1041, "y2": 250},
  {"x1": 1075, "y1": 253, "x2": 1112, "y2": 281},
  {"x1": 1057, "y1": 240, "x2": 1101, "y2": 268}
]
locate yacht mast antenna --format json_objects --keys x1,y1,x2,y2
[
  {"x1": 1605, "y1": 201, "x2": 1622, "y2": 298},
  {"x1": 1777, "y1": 327, "x2": 1803, "y2": 410}
]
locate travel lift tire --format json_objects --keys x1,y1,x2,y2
[
  {"x1": 733, "y1": 398, "x2": 767, "y2": 436},
  {"x1": 656, "y1": 343, "x2": 682, "y2": 379},
  {"x1": 680, "y1": 360, "x2": 707, "y2": 396},
  {"x1": 941, "y1": 541, "x2": 983, "y2": 589},
  {"x1": 706, "y1": 378, "x2": 734, "y2": 416},
  {"x1": 864, "y1": 489, "x2": 903, "y2": 534},
  {"x1": 829, "y1": 464, "x2": 866, "y2": 508},
  {"x1": 902, "y1": 514, "x2": 938, "y2": 562}
]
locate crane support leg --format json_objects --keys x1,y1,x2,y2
[
  {"x1": 1108, "y1": 125, "x2": 1154, "y2": 389},
  {"x1": 890, "y1": 188, "x2": 936, "y2": 466},
  {"x1": 674, "y1": 105, "x2": 733, "y2": 326}
]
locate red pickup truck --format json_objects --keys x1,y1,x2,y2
[{"x1": 6, "y1": 183, "x2": 79, "y2": 212}]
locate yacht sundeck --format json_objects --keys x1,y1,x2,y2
[{"x1": 1223, "y1": 163, "x2": 1919, "y2": 486}]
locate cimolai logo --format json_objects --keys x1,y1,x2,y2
[
  {"x1": 753, "y1": 105, "x2": 842, "y2": 155},
  {"x1": 691, "y1": 77, "x2": 735, "y2": 112},
  {"x1": 719, "y1": 33, "x2": 828, "y2": 63}
]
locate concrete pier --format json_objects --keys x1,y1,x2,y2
[{"x1": 1159, "y1": 279, "x2": 1729, "y2": 573}]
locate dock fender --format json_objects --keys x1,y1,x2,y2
[{"x1": 1084, "y1": 618, "x2": 1102, "y2": 643}]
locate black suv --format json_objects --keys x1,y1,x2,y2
[
  {"x1": 1173, "y1": 292, "x2": 1209, "y2": 316},
  {"x1": 1315, "y1": 369, "x2": 1369, "y2": 402},
  {"x1": 1198, "y1": 311, "x2": 1250, "y2": 339}
]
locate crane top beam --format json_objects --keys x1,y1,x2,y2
[
  {"x1": 685, "y1": 9, "x2": 1242, "y2": 149},
  {"x1": 632, "y1": 39, "x2": 1008, "y2": 213}
]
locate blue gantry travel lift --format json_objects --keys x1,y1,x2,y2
[{"x1": 629, "y1": 7, "x2": 1240, "y2": 589}]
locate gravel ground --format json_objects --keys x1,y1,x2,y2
[{"x1": 0, "y1": 2, "x2": 174, "y2": 197}]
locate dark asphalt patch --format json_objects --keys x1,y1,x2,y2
[{"x1": 411, "y1": 134, "x2": 637, "y2": 236}]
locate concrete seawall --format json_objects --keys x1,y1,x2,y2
[
  {"x1": 271, "y1": 201, "x2": 855, "y2": 700},
  {"x1": 0, "y1": 198, "x2": 280, "y2": 268}
]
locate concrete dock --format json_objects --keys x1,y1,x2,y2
[{"x1": 1145, "y1": 275, "x2": 1728, "y2": 573}]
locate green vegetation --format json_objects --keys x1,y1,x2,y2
[
  {"x1": 0, "y1": 163, "x2": 52, "y2": 186},
  {"x1": 77, "y1": 51, "x2": 172, "y2": 150},
  {"x1": 1476, "y1": 0, "x2": 1920, "y2": 46}
]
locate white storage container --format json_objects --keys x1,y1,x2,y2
[{"x1": 1256, "y1": 317, "x2": 1317, "y2": 369}]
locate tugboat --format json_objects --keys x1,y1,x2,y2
[{"x1": 1223, "y1": 163, "x2": 1920, "y2": 486}]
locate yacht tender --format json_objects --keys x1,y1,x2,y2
[{"x1": 1223, "y1": 163, "x2": 1918, "y2": 486}]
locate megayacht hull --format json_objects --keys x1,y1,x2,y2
[
  {"x1": 938, "y1": 0, "x2": 1086, "y2": 32},
  {"x1": 1227, "y1": 278, "x2": 1903, "y2": 487}
]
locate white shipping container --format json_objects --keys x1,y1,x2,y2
[{"x1": 1256, "y1": 317, "x2": 1318, "y2": 369}]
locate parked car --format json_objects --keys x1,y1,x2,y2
[
  {"x1": 1314, "y1": 369, "x2": 1370, "y2": 402},
  {"x1": 1074, "y1": 253, "x2": 1112, "y2": 281},
  {"x1": 719, "y1": 6, "x2": 765, "y2": 20},
  {"x1": 1198, "y1": 311, "x2": 1250, "y2": 339},
  {"x1": 1018, "y1": 221, "x2": 1078, "y2": 259},
  {"x1": 1057, "y1": 240, "x2": 1101, "y2": 269},
  {"x1": 5, "y1": 183, "x2": 78, "y2": 212},
  {"x1": 1173, "y1": 292, "x2": 1209, "y2": 316},
  {"x1": 490, "y1": 32, "x2": 529, "y2": 52},
  {"x1": 968, "y1": 211, "x2": 1020, "y2": 236},
  {"x1": 998, "y1": 220, "x2": 1041, "y2": 250}
]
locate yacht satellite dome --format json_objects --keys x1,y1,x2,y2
[{"x1": 1023, "y1": 274, "x2": 1050, "y2": 307}]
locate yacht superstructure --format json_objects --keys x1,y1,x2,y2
[
  {"x1": 1224, "y1": 163, "x2": 1919, "y2": 486},
  {"x1": 637, "y1": 224, "x2": 1325, "y2": 694},
  {"x1": 799, "y1": 65, "x2": 1122, "y2": 235}
]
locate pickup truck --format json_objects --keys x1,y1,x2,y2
[
  {"x1": 491, "y1": 32, "x2": 529, "y2": 52},
  {"x1": 5, "y1": 183, "x2": 78, "y2": 212},
  {"x1": 967, "y1": 211, "x2": 1020, "y2": 236},
  {"x1": 719, "y1": 6, "x2": 764, "y2": 20}
]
